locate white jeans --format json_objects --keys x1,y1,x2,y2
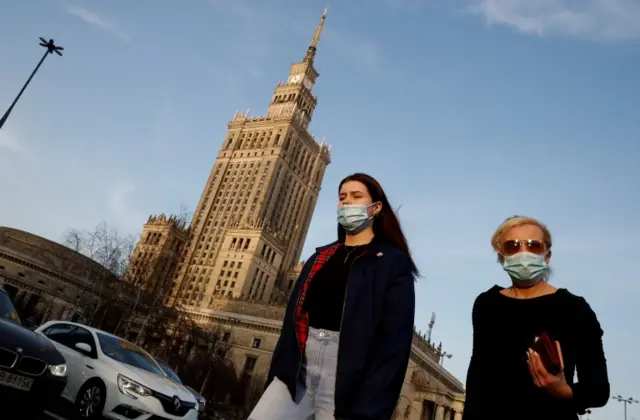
[{"x1": 249, "y1": 328, "x2": 339, "y2": 420}]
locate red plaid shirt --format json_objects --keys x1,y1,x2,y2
[{"x1": 293, "y1": 242, "x2": 342, "y2": 355}]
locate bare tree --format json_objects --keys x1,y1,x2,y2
[
  {"x1": 114, "y1": 286, "x2": 141, "y2": 336},
  {"x1": 126, "y1": 253, "x2": 181, "y2": 347},
  {"x1": 175, "y1": 324, "x2": 234, "y2": 391},
  {"x1": 61, "y1": 221, "x2": 136, "y2": 276},
  {"x1": 60, "y1": 221, "x2": 137, "y2": 323},
  {"x1": 176, "y1": 202, "x2": 192, "y2": 229},
  {"x1": 160, "y1": 316, "x2": 203, "y2": 373},
  {"x1": 241, "y1": 375, "x2": 266, "y2": 417},
  {"x1": 133, "y1": 287, "x2": 173, "y2": 347}
]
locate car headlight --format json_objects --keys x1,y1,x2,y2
[
  {"x1": 117, "y1": 374, "x2": 151, "y2": 399},
  {"x1": 48, "y1": 364, "x2": 67, "y2": 377}
]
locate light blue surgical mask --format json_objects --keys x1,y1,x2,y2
[
  {"x1": 502, "y1": 252, "x2": 550, "y2": 287},
  {"x1": 337, "y1": 203, "x2": 376, "y2": 234}
]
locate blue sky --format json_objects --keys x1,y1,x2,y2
[{"x1": 1, "y1": 0, "x2": 639, "y2": 417}]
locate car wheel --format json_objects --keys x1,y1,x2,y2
[{"x1": 75, "y1": 380, "x2": 106, "y2": 419}]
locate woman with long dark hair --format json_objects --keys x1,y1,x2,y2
[{"x1": 249, "y1": 173, "x2": 418, "y2": 420}]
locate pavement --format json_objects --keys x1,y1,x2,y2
[
  {"x1": 44, "y1": 411, "x2": 68, "y2": 420},
  {"x1": 43, "y1": 401, "x2": 81, "y2": 420}
]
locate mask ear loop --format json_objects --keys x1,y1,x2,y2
[
  {"x1": 539, "y1": 250, "x2": 551, "y2": 282},
  {"x1": 367, "y1": 201, "x2": 382, "y2": 219}
]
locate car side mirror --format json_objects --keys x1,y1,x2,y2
[{"x1": 75, "y1": 342, "x2": 92, "y2": 354}]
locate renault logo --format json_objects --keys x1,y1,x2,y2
[
  {"x1": 172, "y1": 396, "x2": 181, "y2": 409},
  {"x1": 15, "y1": 347, "x2": 23, "y2": 353}
]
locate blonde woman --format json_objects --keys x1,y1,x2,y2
[{"x1": 462, "y1": 216, "x2": 610, "y2": 420}]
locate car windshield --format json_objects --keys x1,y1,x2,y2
[
  {"x1": 157, "y1": 360, "x2": 182, "y2": 384},
  {"x1": 96, "y1": 333, "x2": 163, "y2": 376},
  {"x1": 0, "y1": 290, "x2": 22, "y2": 325}
]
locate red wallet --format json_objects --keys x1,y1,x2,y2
[{"x1": 531, "y1": 332, "x2": 562, "y2": 376}]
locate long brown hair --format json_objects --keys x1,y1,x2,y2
[{"x1": 338, "y1": 173, "x2": 420, "y2": 277}]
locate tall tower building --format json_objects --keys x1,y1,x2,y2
[
  {"x1": 167, "y1": 10, "x2": 331, "y2": 308},
  {"x1": 126, "y1": 214, "x2": 189, "y2": 297}
]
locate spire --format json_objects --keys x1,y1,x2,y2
[{"x1": 304, "y1": 8, "x2": 327, "y2": 63}]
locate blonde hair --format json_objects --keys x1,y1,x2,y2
[{"x1": 490, "y1": 215, "x2": 553, "y2": 255}]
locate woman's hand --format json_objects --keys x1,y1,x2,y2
[{"x1": 527, "y1": 341, "x2": 573, "y2": 399}]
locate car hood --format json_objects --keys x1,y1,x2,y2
[
  {"x1": 0, "y1": 319, "x2": 65, "y2": 364},
  {"x1": 114, "y1": 362, "x2": 196, "y2": 403},
  {"x1": 186, "y1": 385, "x2": 203, "y2": 399}
]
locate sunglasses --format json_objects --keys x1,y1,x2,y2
[{"x1": 501, "y1": 239, "x2": 546, "y2": 256}]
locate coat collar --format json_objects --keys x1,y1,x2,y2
[{"x1": 315, "y1": 239, "x2": 399, "y2": 259}]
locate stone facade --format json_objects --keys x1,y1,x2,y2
[
  {"x1": 0, "y1": 226, "x2": 116, "y2": 322},
  {"x1": 182, "y1": 299, "x2": 465, "y2": 419},
  {"x1": 126, "y1": 214, "x2": 189, "y2": 298},
  {"x1": 166, "y1": 10, "x2": 331, "y2": 309}
]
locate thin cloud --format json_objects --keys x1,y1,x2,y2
[
  {"x1": 468, "y1": 0, "x2": 640, "y2": 40},
  {"x1": 324, "y1": 29, "x2": 380, "y2": 72},
  {"x1": 66, "y1": 6, "x2": 130, "y2": 42},
  {"x1": 208, "y1": 2, "x2": 380, "y2": 75},
  {"x1": 107, "y1": 180, "x2": 140, "y2": 229},
  {"x1": 208, "y1": 0, "x2": 280, "y2": 59},
  {"x1": 385, "y1": 0, "x2": 428, "y2": 13},
  {"x1": 0, "y1": 132, "x2": 30, "y2": 159},
  {"x1": 205, "y1": 0, "x2": 285, "y2": 95}
]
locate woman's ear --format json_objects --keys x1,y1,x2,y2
[
  {"x1": 373, "y1": 201, "x2": 383, "y2": 216},
  {"x1": 545, "y1": 250, "x2": 552, "y2": 264}
]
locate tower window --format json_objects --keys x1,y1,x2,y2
[{"x1": 243, "y1": 356, "x2": 257, "y2": 372}]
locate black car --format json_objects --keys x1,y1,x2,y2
[{"x1": 0, "y1": 287, "x2": 68, "y2": 417}]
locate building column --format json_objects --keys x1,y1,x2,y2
[
  {"x1": 15, "y1": 289, "x2": 27, "y2": 304},
  {"x1": 435, "y1": 405, "x2": 445, "y2": 420},
  {"x1": 453, "y1": 411, "x2": 463, "y2": 420},
  {"x1": 409, "y1": 400, "x2": 423, "y2": 420}
]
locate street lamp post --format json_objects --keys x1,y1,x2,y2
[
  {"x1": 431, "y1": 343, "x2": 453, "y2": 420},
  {"x1": 0, "y1": 37, "x2": 64, "y2": 130},
  {"x1": 612, "y1": 395, "x2": 639, "y2": 420}
]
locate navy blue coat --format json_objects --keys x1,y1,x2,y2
[{"x1": 267, "y1": 240, "x2": 416, "y2": 420}]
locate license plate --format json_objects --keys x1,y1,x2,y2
[{"x1": 0, "y1": 369, "x2": 33, "y2": 391}]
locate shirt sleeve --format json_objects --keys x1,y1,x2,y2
[
  {"x1": 569, "y1": 297, "x2": 610, "y2": 412},
  {"x1": 461, "y1": 294, "x2": 489, "y2": 420},
  {"x1": 349, "y1": 253, "x2": 416, "y2": 420},
  {"x1": 267, "y1": 254, "x2": 316, "y2": 388}
]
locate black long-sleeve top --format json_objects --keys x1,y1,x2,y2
[
  {"x1": 302, "y1": 243, "x2": 370, "y2": 331},
  {"x1": 463, "y1": 286, "x2": 610, "y2": 420}
]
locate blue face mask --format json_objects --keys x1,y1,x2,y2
[
  {"x1": 502, "y1": 252, "x2": 550, "y2": 287},
  {"x1": 337, "y1": 204, "x2": 375, "y2": 234}
]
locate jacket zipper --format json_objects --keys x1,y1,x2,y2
[
  {"x1": 294, "y1": 253, "x2": 320, "y2": 381},
  {"x1": 336, "y1": 251, "x2": 368, "y2": 379}
]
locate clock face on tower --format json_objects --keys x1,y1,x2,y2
[
  {"x1": 290, "y1": 75, "x2": 302, "y2": 83},
  {"x1": 303, "y1": 78, "x2": 312, "y2": 89}
]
